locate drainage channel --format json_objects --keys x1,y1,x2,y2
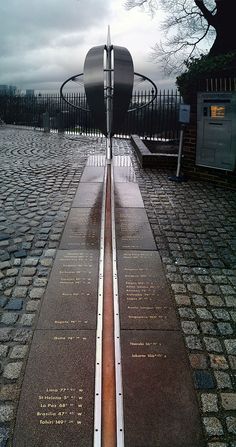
[{"x1": 94, "y1": 161, "x2": 124, "y2": 447}]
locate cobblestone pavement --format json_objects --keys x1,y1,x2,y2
[
  {"x1": 0, "y1": 128, "x2": 106, "y2": 446},
  {"x1": 126, "y1": 144, "x2": 236, "y2": 447},
  {"x1": 0, "y1": 128, "x2": 235, "y2": 447}
]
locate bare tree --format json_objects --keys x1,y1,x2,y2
[{"x1": 125, "y1": 0, "x2": 235, "y2": 74}]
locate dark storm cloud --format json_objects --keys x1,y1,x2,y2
[
  {"x1": 1, "y1": 0, "x2": 109, "y2": 54},
  {"x1": 0, "y1": 0, "x2": 110, "y2": 89},
  {"x1": 0, "y1": 0, "x2": 175, "y2": 92}
]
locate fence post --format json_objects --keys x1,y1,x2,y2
[
  {"x1": 43, "y1": 111, "x2": 50, "y2": 132},
  {"x1": 57, "y1": 111, "x2": 64, "y2": 133}
]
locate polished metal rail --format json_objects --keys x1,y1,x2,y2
[
  {"x1": 93, "y1": 160, "x2": 124, "y2": 447},
  {"x1": 111, "y1": 163, "x2": 125, "y2": 447},
  {"x1": 102, "y1": 163, "x2": 116, "y2": 447},
  {"x1": 93, "y1": 164, "x2": 107, "y2": 447}
]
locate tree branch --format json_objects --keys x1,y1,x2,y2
[
  {"x1": 125, "y1": 0, "x2": 157, "y2": 12},
  {"x1": 124, "y1": 0, "x2": 217, "y2": 74},
  {"x1": 194, "y1": 0, "x2": 216, "y2": 26}
]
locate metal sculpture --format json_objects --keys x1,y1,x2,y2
[{"x1": 60, "y1": 28, "x2": 157, "y2": 159}]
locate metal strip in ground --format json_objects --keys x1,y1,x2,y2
[
  {"x1": 102, "y1": 163, "x2": 116, "y2": 447},
  {"x1": 93, "y1": 164, "x2": 107, "y2": 447},
  {"x1": 111, "y1": 162, "x2": 125, "y2": 447}
]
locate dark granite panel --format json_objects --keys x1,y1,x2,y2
[
  {"x1": 114, "y1": 183, "x2": 144, "y2": 208},
  {"x1": 80, "y1": 167, "x2": 104, "y2": 182},
  {"x1": 115, "y1": 208, "x2": 156, "y2": 250},
  {"x1": 113, "y1": 166, "x2": 136, "y2": 183},
  {"x1": 121, "y1": 330, "x2": 204, "y2": 447},
  {"x1": 72, "y1": 183, "x2": 103, "y2": 208},
  {"x1": 37, "y1": 250, "x2": 99, "y2": 330},
  {"x1": 117, "y1": 251, "x2": 178, "y2": 330},
  {"x1": 59, "y1": 208, "x2": 101, "y2": 250},
  {"x1": 13, "y1": 330, "x2": 95, "y2": 447}
]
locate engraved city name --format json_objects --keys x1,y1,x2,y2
[
  {"x1": 121, "y1": 331, "x2": 204, "y2": 447},
  {"x1": 37, "y1": 250, "x2": 99, "y2": 330},
  {"x1": 60, "y1": 208, "x2": 101, "y2": 249},
  {"x1": 115, "y1": 209, "x2": 156, "y2": 250},
  {"x1": 117, "y1": 251, "x2": 178, "y2": 330},
  {"x1": 36, "y1": 386, "x2": 83, "y2": 427},
  {"x1": 13, "y1": 330, "x2": 96, "y2": 447},
  {"x1": 129, "y1": 341, "x2": 167, "y2": 359}
]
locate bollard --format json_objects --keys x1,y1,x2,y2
[{"x1": 168, "y1": 104, "x2": 190, "y2": 183}]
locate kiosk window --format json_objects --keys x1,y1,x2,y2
[{"x1": 210, "y1": 105, "x2": 225, "y2": 118}]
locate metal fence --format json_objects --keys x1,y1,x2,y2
[
  {"x1": 0, "y1": 90, "x2": 182, "y2": 141},
  {"x1": 200, "y1": 76, "x2": 236, "y2": 92}
]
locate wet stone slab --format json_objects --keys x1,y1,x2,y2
[
  {"x1": 115, "y1": 208, "x2": 156, "y2": 250},
  {"x1": 86, "y1": 155, "x2": 106, "y2": 166},
  {"x1": 13, "y1": 330, "x2": 95, "y2": 447},
  {"x1": 114, "y1": 183, "x2": 144, "y2": 208},
  {"x1": 37, "y1": 250, "x2": 99, "y2": 330},
  {"x1": 113, "y1": 166, "x2": 136, "y2": 183},
  {"x1": 117, "y1": 251, "x2": 178, "y2": 330},
  {"x1": 72, "y1": 183, "x2": 103, "y2": 208},
  {"x1": 60, "y1": 208, "x2": 101, "y2": 250},
  {"x1": 80, "y1": 167, "x2": 104, "y2": 182},
  {"x1": 113, "y1": 155, "x2": 132, "y2": 166},
  {"x1": 121, "y1": 330, "x2": 204, "y2": 447}
]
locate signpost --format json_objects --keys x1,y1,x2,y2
[{"x1": 169, "y1": 104, "x2": 190, "y2": 182}]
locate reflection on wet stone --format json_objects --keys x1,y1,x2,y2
[
  {"x1": 60, "y1": 208, "x2": 101, "y2": 249},
  {"x1": 80, "y1": 167, "x2": 105, "y2": 183},
  {"x1": 113, "y1": 155, "x2": 132, "y2": 166},
  {"x1": 86, "y1": 155, "x2": 106, "y2": 167},
  {"x1": 115, "y1": 208, "x2": 156, "y2": 250},
  {"x1": 113, "y1": 166, "x2": 136, "y2": 183},
  {"x1": 114, "y1": 183, "x2": 144, "y2": 208},
  {"x1": 72, "y1": 183, "x2": 103, "y2": 208}
]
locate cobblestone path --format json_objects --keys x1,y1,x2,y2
[
  {"x1": 0, "y1": 128, "x2": 235, "y2": 447},
  {"x1": 0, "y1": 128, "x2": 105, "y2": 446},
  {"x1": 129, "y1": 144, "x2": 236, "y2": 447}
]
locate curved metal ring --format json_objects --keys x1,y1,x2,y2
[
  {"x1": 60, "y1": 71, "x2": 158, "y2": 114},
  {"x1": 60, "y1": 73, "x2": 90, "y2": 112},
  {"x1": 127, "y1": 72, "x2": 157, "y2": 112}
]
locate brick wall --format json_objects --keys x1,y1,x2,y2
[{"x1": 182, "y1": 112, "x2": 236, "y2": 189}]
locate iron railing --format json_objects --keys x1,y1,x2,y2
[
  {"x1": 0, "y1": 90, "x2": 182, "y2": 141},
  {"x1": 1, "y1": 76, "x2": 235, "y2": 139},
  {"x1": 200, "y1": 76, "x2": 236, "y2": 92}
]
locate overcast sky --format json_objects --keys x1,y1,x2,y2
[{"x1": 0, "y1": 0, "x2": 175, "y2": 93}]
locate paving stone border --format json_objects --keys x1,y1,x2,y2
[
  {"x1": 130, "y1": 134, "x2": 178, "y2": 168},
  {"x1": 0, "y1": 128, "x2": 235, "y2": 446}
]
